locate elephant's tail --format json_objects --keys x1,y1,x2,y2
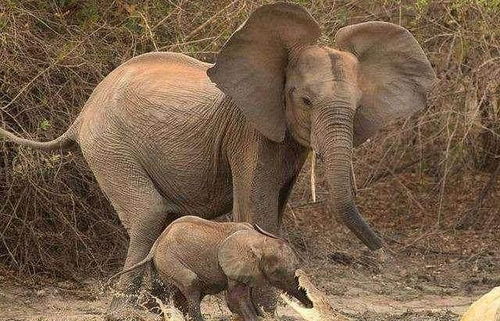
[{"x1": 0, "y1": 121, "x2": 78, "y2": 152}]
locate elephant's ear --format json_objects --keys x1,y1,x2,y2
[
  {"x1": 207, "y1": 3, "x2": 321, "y2": 142},
  {"x1": 335, "y1": 22, "x2": 436, "y2": 146},
  {"x1": 218, "y1": 230, "x2": 264, "y2": 285}
]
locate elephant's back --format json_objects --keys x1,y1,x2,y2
[
  {"x1": 95, "y1": 52, "x2": 218, "y2": 113},
  {"x1": 158, "y1": 216, "x2": 251, "y2": 247},
  {"x1": 76, "y1": 51, "x2": 219, "y2": 139},
  {"x1": 123, "y1": 51, "x2": 213, "y2": 70},
  {"x1": 119, "y1": 52, "x2": 214, "y2": 87},
  {"x1": 76, "y1": 51, "x2": 223, "y2": 162}
]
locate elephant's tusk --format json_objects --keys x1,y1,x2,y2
[{"x1": 310, "y1": 152, "x2": 317, "y2": 203}]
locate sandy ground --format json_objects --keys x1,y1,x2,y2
[
  {"x1": 1, "y1": 209, "x2": 498, "y2": 321},
  {"x1": 0, "y1": 279, "x2": 474, "y2": 321},
  {"x1": 0, "y1": 250, "x2": 495, "y2": 321}
]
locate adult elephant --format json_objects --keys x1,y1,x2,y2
[{"x1": 0, "y1": 2, "x2": 435, "y2": 317}]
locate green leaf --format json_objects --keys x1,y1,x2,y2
[{"x1": 39, "y1": 119, "x2": 51, "y2": 130}]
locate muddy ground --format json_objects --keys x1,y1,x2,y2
[
  {"x1": 0, "y1": 243, "x2": 496, "y2": 321},
  {"x1": 0, "y1": 270, "x2": 477, "y2": 321},
  {"x1": 0, "y1": 170, "x2": 498, "y2": 321},
  {"x1": 1, "y1": 227, "x2": 497, "y2": 320}
]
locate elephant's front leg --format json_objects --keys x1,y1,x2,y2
[
  {"x1": 229, "y1": 137, "x2": 282, "y2": 313},
  {"x1": 229, "y1": 137, "x2": 282, "y2": 233}
]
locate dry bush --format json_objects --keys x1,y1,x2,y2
[{"x1": 0, "y1": 0, "x2": 498, "y2": 278}]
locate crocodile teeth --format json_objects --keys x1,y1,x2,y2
[{"x1": 281, "y1": 269, "x2": 351, "y2": 321}]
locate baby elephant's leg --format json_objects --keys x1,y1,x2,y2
[
  {"x1": 172, "y1": 288, "x2": 189, "y2": 315},
  {"x1": 158, "y1": 261, "x2": 204, "y2": 321},
  {"x1": 184, "y1": 290, "x2": 204, "y2": 321},
  {"x1": 226, "y1": 282, "x2": 260, "y2": 321},
  {"x1": 144, "y1": 280, "x2": 176, "y2": 314},
  {"x1": 168, "y1": 288, "x2": 204, "y2": 321},
  {"x1": 140, "y1": 264, "x2": 172, "y2": 314}
]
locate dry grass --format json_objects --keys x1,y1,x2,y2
[{"x1": 0, "y1": 0, "x2": 498, "y2": 278}]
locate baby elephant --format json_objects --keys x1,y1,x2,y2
[{"x1": 108, "y1": 216, "x2": 312, "y2": 321}]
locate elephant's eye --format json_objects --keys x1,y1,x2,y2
[{"x1": 302, "y1": 96, "x2": 312, "y2": 107}]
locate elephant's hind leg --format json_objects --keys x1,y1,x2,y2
[
  {"x1": 81, "y1": 150, "x2": 175, "y2": 319},
  {"x1": 107, "y1": 193, "x2": 174, "y2": 318},
  {"x1": 108, "y1": 195, "x2": 176, "y2": 318}
]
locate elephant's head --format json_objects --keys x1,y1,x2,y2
[
  {"x1": 218, "y1": 229, "x2": 313, "y2": 308},
  {"x1": 208, "y1": 3, "x2": 436, "y2": 250}
]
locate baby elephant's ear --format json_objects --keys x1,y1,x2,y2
[{"x1": 218, "y1": 230, "x2": 263, "y2": 285}]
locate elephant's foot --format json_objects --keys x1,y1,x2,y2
[
  {"x1": 107, "y1": 291, "x2": 170, "y2": 320},
  {"x1": 105, "y1": 293, "x2": 143, "y2": 321}
]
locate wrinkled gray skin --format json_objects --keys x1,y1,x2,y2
[
  {"x1": 0, "y1": 2, "x2": 436, "y2": 317},
  {"x1": 108, "y1": 216, "x2": 312, "y2": 321}
]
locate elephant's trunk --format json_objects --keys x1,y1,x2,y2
[{"x1": 312, "y1": 103, "x2": 382, "y2": 251}]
